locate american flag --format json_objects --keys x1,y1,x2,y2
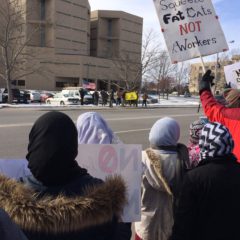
[{"x1": 83, "y1": 80, "x2": 96, "y2": 90}]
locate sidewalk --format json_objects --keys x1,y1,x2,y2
[{"x1": 0, "y1": 96, "x2": 201, "y2": 109}]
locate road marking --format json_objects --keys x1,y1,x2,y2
[
  {"x1": 0, "y1": 113, "x2": 200, "y2": 128},
  {"x1": 0, "y1": 123, "x2": 33, "y2": 128},
  {"x1": 106, "y1": 113, "x2": 200, "y2": 121},
  {"x1": 115, "y1": 128, "x2": 150, "y2": 134}
]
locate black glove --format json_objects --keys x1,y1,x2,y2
[{"x1": 199, "y1": 70, "x2": 215, "y2": 94}]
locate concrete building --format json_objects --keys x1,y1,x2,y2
[
  {"x1": 0, "y1": 0, "x2": 143, "y2": 91},
  {"x1": 189, "y1": 55, "x2": 240, "y2": 95}
]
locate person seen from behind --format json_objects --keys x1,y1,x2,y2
[
  {"x1": 134, "y1": 117, "x2": 189, "y2": 240},
  {"x1": 171, "y1": 122, "x2": 240, "y2": 240},
  {"x1": 142, "y1": 92, "x2": 148, "y2": 107},
  {"x1": 199, "y1": 70, "x2": 240, "y2": 161},
  {"x1": 0, "y1": 111, "x2": 126, "y2": 240},
  {"x1": 77, "y1": 112, "x2": 132, "y2": 240}
]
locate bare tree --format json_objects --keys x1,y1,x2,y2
[
  {"x1": 0, "y1": 0, "x2": 43, "y2": 103},
  {"x1": 149, "y1": 50, "x2": 176, "y2": 98},
  {"x1": 174, "y1": 61, "x2": 190, "y2": 95},
  {"x1": 108, "y1": 29, "x2": 161, "y2": 91}
]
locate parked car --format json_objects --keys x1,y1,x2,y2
[
  {"x1": 138, "y1": 95, "x2": 159, "y2": 104},
  {"x1": 1, "y1": 88, "x2": 28, "y2": 103},
  {"x1": 45, "y1": 92, "x2": 80, "y2": 105},
  {"x1": 26, "y1": 91, "x2": 41, "y2": 102},
  {"x1": 40, "y1": 92, "x2": 55, "y2": 103},
  {"x1": 184, "y1": 92, "x2": 191, "y2": 98}
]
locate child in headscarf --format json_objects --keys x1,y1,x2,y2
[
  {"x1": 171, "y1": 122, "x2": 240, "y2": 240},
  {"x1": 187, "y1": 119, "x2": 206, "y2": 169},
  {"x1": 134, "y1": 117, "x2": 189, "y2": 240},
  {"x1": 77, "y1": 112, "x2": 131, "y2": 240}
]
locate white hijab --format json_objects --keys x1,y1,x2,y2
[{"x1": 76, "y1": 112, "x2": 121, "y2": 144}]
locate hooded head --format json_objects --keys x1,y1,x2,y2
[
  {"x1": 26, "y1": 111, "x2": 86, "y2": 186},
  {"x1": 149, "y1": 117, "x2": 180, "y2": 147},
  {"x1": 77, "y1": 112, "x2": 120, "y2": 144},
  {"x1": 199, "y1": 122, "x2": 234, "y2": 160},
  {"x1": 189, "y1": 119, "x2": 205, "y2": 145},
  {"x1": 223, "y1": 88, "x2": 240, "y2": 108}
]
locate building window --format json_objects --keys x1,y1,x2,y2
[
  {"x1": 199, "y1": 66, "x2": 202, "y2": 71},
  {"x1": 40, "y1": 25, "x2": 45, "y2": 47},
  {"x1": 18, "y1": 80, "x2": 25, "y2": 86},
  {"x1": 40, "y1": 0, "x2": 46, "y2": 20}
]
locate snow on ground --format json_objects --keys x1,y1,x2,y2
[{"x1": 0, "y1": 95, "x2": 200, "y2": 109}]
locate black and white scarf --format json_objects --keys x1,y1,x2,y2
[{"x1": 199, "y1": 122, "x2": 234, "y2": 160}]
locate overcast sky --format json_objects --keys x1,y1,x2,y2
[{"x1": 89, "y1": 0, "x2": 240, "y2": 60}]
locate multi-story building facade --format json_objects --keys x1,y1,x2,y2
[
  {"x1": 0, "y1": 0, "x2": 143, "y2": 91},
  {"x1": 189, "y1": 55, "x2": 240, "y2": 95}
]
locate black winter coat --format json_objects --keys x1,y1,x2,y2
[
  {"x1": 171, "y1": 155, "x2": 240, "y2": 240},
  {"x1": 0, "y1": 174, "x2": 127, "y2": 240}
]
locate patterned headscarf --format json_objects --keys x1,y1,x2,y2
[
  {"x1": 189, "y1": 119, "x2": 205, "y2": 145},
  {"x1": 199, "y1": 122, "x2": 234, "y2": 160}
]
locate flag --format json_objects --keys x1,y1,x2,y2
[{"x1": 82, "y1": 80, "x2": 96, "y2": 90}]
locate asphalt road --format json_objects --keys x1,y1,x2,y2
[{"x1": 0, "y1": 106, "x2": 203, "y2": 158}]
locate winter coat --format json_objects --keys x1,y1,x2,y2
[
  {"x1": 171, "y1": 155, "x2": 240, "y2": 240},
  {"x1": 0, "y1": 208, "x2": 28, "y2": 240},
  {"x1": 0, "y1": 174, "x2": 126, "y2": 240},
  {"x1": 200, "y1": 90, "x2": 240, "y2": 161},
  {"x1": 135, "y1": 149, "x2": 180, "y2": 240}
]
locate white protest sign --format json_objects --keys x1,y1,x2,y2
[
  {"x1": 76, "y1": 144, "x2": 142, "y2": 222},
  {"x1": 224, "y1": 62, "x2": 240, "y2": 89},
  {"x1": 153, "y1": 0, "x2": 229, "y2": 63},
  {"x1": 0, "y1": 159, "x2": 30, "y2": 180}
]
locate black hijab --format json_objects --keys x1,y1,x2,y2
[{"x1": 26, "y1": 111, "x2": 87, "y2": 186}]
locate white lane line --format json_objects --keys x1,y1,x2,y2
[
  {"x1": 0, "y1": 113, "x2": 200, "y2": 128},
  {"x1": 0, "y1": 123, "x2": 33, "y2": 128},
  {"x1": 115, "y1": 128, "x2": 150, "y2": 134},
  {"x1": 106, "y1": 113, "x2": 200, "y2": 121}
]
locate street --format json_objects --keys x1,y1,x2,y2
[{"x1": 0, "y1": 107, "x2": 203, "y2": 158}]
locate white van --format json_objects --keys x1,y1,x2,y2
[
  {"x1": 61, "y1": 87, "x2": 93, "y2": 105},
  {"x1": 61, "y1": 88, "x2": 81, "y2": 100}
]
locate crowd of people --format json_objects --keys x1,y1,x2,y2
[
  {"x1": 90, "y1": 89, "x2": 149, "y2": 108},
  {"x1": 1, "y1": 70, "x2": 240, "y2": 240}
]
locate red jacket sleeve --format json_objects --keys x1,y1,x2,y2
[{"x1": 200, "y1": 90, "x2": 240, "y2": 124}]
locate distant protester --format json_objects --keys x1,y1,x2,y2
[
  {"x1": 135, "y1": 117, "x2": 189, "y2": 240},
  {"x1": 187, "y1": 119, "x2": 206, "y2": 169},
  {"x1": 0, "y1": 111, "x2": 126, "y2": 240},
  {"x1": 171, "y1": 122, "x2": 240, "y2": 240}
]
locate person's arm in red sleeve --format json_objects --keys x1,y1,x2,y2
[{"x1": 200, "y1": 90, "x2": 240, "y2": 124}]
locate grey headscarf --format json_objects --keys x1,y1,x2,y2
[{"x1": 149, "y1": 117, "x2": 180, "y2": 148}]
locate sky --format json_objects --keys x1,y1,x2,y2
[{"x1": 89, "y1": 0, "x2": 240, "y2": 61}]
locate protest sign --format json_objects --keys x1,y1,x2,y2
[
  {"x1": 76, "y1": 144, "x2": 142, "y2": 222},
  {"x1": 0, "y1": 159, "x2": 30, "y2": 179},
  {"x1": 224, "y1": 62, "x2": 240, "y2": 89},
  {"x1": 153, "y1": 0, "x2": 229, "y2": 63},
  {"x1": 125, "y1": 92, "x2": 138, "y2": 101}
]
